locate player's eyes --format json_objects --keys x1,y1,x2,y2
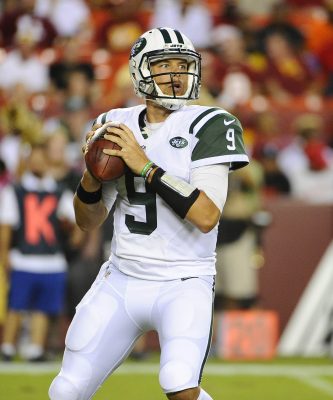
[
  {"x1": 155, "y1": 62, "x2": 187, "y2": 71},
  {"x1": 154, "y1": 62, "x2": 169, "y2": 68}
]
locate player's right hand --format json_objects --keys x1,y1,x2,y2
[{"x1": 103, "y1": 123, "x2": 150, "y2": 176}]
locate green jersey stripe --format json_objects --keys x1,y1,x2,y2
[
  {"x1": 191, "y1": 113, "x2": 247, "y2": 167},
  {"x1": 158, "y1": 28, "x2": 172, "y2": 43},
  {"x1": 198, "y1": 301, "x2": 214, "y2": 384},
  {"x1": 194, "y1": 113, "x2": 224, "y2": 139},
  {"x1": 196, "y1": 112, "x2": 243, "y2": 137},
  {"x1": 189, "y1": 108, "x2": 220, "y2": 134},
  {"x1": 101, "y1": 112, "x2": 107, "y2": 124}
]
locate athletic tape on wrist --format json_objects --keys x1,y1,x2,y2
[
  {"x1": 76, "y1": 182, "x2": 102, "y2": 204},
  {"x1": 148, "y1": 168, "x2": 200, "y2": 218}
]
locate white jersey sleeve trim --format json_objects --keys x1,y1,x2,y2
[
  {"x1": 190, "y1": 164, "x2": 229, "y2": 212},
  {"x1": 191, "y1": 154, "x2": 249, "y2": 169},
  {"x1": 191, "y1": 109, "x2": 227, "y2": 135}
]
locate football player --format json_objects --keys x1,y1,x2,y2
[{"x1": 49, "y1": 27, "x2": 249, "y2": 400}]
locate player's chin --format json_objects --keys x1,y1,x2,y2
[
  {"x1": 175, "y1": 89, "x2": 186, "y2": 96},
  {"x1": 162, "y1": 87, "x2": 186, "y2": 97}
]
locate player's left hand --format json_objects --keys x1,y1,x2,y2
[
  {"x1": 103, "y1": 123, "x2": 150, "y2": 176},
  {"x1": 82, "y1": 124, "x2": 102, "y2": 155}
]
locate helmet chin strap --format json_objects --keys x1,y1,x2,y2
[
  {"x1": 152, "y1": 81, "x2": 187, "y2": 110},
  {"x1": 154, "y1": 97, "x2": 186, "y2": 110}
]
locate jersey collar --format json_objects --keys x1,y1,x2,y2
[{"x1": 138, "y1": 109, "x2": 149, "y2": 139}]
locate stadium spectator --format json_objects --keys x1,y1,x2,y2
[
  {"x1": 224, "y1": 0, "x2": 279, "y2": 21},
  {"x1": 251, "y1": 111, "x2": 292, "y2": 160},
  {"x1": 89, "y1": 0, "x2": 149, "y2": 104},
  {"x1": 33, "y1": 0, "x2": 90, "y2": 38},
  {"x1": 49, "y1": 48, "x2": 95, "y2": 95},
  {"x1": 210, "y1": 25, "x2": 266, "y2": 109},
  {"x1": 0, "y1": 18, "x2": 50, "y2": 94},
  {"x1": 215, "y1": 160, "x2": 265, "y2": 311},
  {"x1": 47, "y1": 34, "x2": 99, "y2": 115},
  {"x1": 44, "y1": 132, "x2": 102, "y2": 326},
  {"x1": 218, "y1": 0, "x2": 244, "y2": 25},
  {"x1": 251, "y1": 110, "x2": 292, "y2": 199},
  {"x1": 65, "y1": 65, "x2": 98, "y2": 110},
  {"x1": 0, "y1": 143, "x2": 75, "y2": 361},
  {"x1": 43, "y1": 96, "x2": 94, "y2": 171},
  {"x1": 258, "y1": 144, "x2": 291, "y2": 198},
  {"x1": 216, "y1": 0, "x2": 262, "y2": 52},
  {"x1": 101, "y1": 62, "x2": 144, "y2": 109},
  {"x1": 150, "y1": 0, "x2": 214, "y2": 49},
  {"x1": 278, "y1": 112, "x2": 333, "y2": 202},
  {"x1": 0, "y1": 88, "x2": 43, "y2": 178},
  {"x1": 0, "y1": 158, "x2": 11, "y2": 189},
  {"x1": 44, "y1": 131, "x2": 82, "y2": 193},
  {"x1": 94, "y1": 0, "x2": 147, "y2": 53},
  {"x1": 192, "y1": 48, "x2": 221, "y2": 107},
  {"x1": 260, "y1": 30, "x2": 322, "y2": 102},
  {"x1": 256, "y1": 1, "x2": 306, "y2": 52},
  {"x1": 0, "y1": 0, "x2": 57, "y2": 50},
  {"x1": 0, "y1": 159, "x2": 10, "y2": 340},
  {"x1": 279, "y1": 114, "x2": 322, "y2": 173},
  {"x1": 303, "y1": 1, "x2": 333, "y2": 96}
]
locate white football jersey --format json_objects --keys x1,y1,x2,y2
[{"x1": 95, "y1": 104, "x2": 249, "y2": 280}]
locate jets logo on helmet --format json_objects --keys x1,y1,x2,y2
[
  {"x1": 129, "y1": 27, "x2": 201, "y2": 110},
  {"x1": 130, "y1": 37, "x2": 147, "y2": 58}
]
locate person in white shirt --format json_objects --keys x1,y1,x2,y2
[
  {"x1": 0, "y1": 19, "x2": 49, "y2": 93},
  {"x1": 0, "y1": 143, "x2": 74, "y2": 362}
]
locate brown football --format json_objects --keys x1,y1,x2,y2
[{"x1": 84, "y1": 125, "x2": 126, "y2": 182}]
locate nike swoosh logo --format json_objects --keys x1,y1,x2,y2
[{"x1": 224, "y1": 118, "x2": 235, "y2": 125}]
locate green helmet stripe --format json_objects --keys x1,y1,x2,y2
[
  {"x1": 158, "y1": 28, "x2": 172, "y2": 43},
  {"x1": 174, "y1": 30, "x2": 185, "y2": 44},
  {"x1": 189, "y1": 108, "x2": 220, "y2": 134}
]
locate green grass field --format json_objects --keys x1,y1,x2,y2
[{"x1": 1, "y1": 357, "x2": 333, "y2": 399}]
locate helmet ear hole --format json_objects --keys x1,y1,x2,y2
[{"x1": 129, "y1": 27, "x2": 201, "y2": 110}]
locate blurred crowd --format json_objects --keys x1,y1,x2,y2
[
  {"x1": 1, "y1": 0, "x2": 333, "y2": 361},
  {"x1": 0, "y1": 0, "x2": 333, "y2": 202}
]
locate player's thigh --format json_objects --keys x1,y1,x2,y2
[
  {"x1": 156, "y1": 277, "x2": 214, "y2": 394},
  {"x1": 51, "y1": 264, "x2": 142, "y2": 399}
]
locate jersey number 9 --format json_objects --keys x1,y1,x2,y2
[{"x1": 125, "y1": 173, "x2": 157, "y2": 235}]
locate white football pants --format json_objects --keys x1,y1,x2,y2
[{"x1": 49, "y1": 262, "x2": 214, "y2": 399}]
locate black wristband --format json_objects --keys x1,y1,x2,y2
[
  {"x1": 144, "y1": 163, "x2": 157, "y2": 181},
  {"x1": 76, "y1": 182, "x2": 102, "y2": 204},
  {"x1": 148, "y1": 168, "x2": 200, "y2": 219}
]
